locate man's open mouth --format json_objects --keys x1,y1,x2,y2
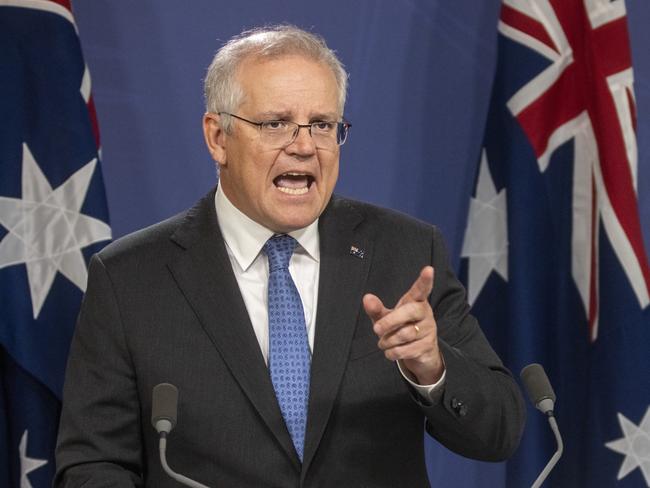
[{"x1": 273, "y1": 172, "x2": 314, "y2": 195}]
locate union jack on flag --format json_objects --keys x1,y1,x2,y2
[
  {"x1": 0, "y1": 1, "x2": 111, "y2": 486},
  {"x1": 460, "y1": 0, "x2": 650, "y2": 486}
]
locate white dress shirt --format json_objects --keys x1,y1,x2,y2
[
  {"x1": 215, "y1": 182, "x2": 445, "y2": 399},
  {"x1": 215, "y1": 183, "x2": 319, "y2": 363}
]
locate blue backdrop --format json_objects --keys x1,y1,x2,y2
[{"x1": 72, "y1": 1, "x2": 650, "y2": 485}]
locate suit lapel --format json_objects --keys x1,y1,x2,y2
[
  {"x1": 302, "y1": 197, "x2": 374, "y2": 473},
  {"x1": 166, "y1": 191, "x2": 299, "y2": 468}
]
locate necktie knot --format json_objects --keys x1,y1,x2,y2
[{"x1": 263, "y1": 234, "x2": 297, "y2": 271}]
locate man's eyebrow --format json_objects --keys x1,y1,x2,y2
[
  {"x1": 257, "y1": 111, "x2": 292, "y2": 120},
  {"x1": 256, "y1": 111, "x2": 340, "y2": 121},
  {"x1": 309, "y1": 112, "x2": 339, "y2": 121}
]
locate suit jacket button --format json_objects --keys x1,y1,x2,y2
[
  {"x1": 458, "y1": 404, "x2": 468, "y2": 417},
  {"x1": 450, "y1": 397, "x2": 467, "y2": 416}
]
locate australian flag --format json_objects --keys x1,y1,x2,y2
[
  {"x1": 0, "y1": 1, "x2": 111, "y2": 486},
  {"x1": 460, "y1": 0, "x2": 650, "y2": 486}
]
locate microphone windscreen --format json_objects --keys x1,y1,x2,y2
[
  {"x1": 520, "y1": 363, "x2": 556, "y2": 406},
  {"x1": 152, "y1": 383, "x2": 179, "y2": 429}
]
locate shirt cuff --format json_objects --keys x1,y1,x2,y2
[{"x1": 397, "y1": 360, "x2": 446, "y2": 404}]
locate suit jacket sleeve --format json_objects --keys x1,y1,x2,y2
[
  {"x1": 418, "y1": 226, "x2": 526, "y2": 461},
  {"x1": 54, "y1": 254, "x2": 143, "y2": 487}
]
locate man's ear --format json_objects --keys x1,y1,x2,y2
[{"x1": 202, "y1": 112, "x2": 228, "y2": 168}]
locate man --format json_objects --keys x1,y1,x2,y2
[{"x1": 55, "y1": 25, "x2": 525, "y2": 487}]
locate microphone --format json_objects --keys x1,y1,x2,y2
[
  {"x1": 152, "y1": 383, "x2": 178, "y2": 434},
  {"x1": 151, "y1": 383, "x2": 211, "y2": 488},
  {"x1": 520, "y1": 363, "x2": 556, "y2": 415},
  {"x1": 520, "y1": 364, "x2": 563, "y2": 488}
]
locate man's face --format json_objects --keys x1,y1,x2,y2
[{"x1": 204, "y1": 55, "x2": 341, "y2": 233}]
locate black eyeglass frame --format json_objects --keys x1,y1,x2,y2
[{"x1": 218, "y1": 112, "x2": 351, "y2": 146}]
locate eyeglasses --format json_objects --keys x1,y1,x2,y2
[{"x1": 219, "y1": 112, "x2": 351, "y2": 149}]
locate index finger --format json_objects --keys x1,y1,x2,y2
[{"x1": 396, "y1": 266, "x2": 434, "y2": 307}]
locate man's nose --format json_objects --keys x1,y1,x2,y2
[{"x1": 285, "y1": 125, "x2": 316, "y2": 155}]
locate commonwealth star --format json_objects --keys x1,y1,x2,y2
[
  {"x1": 605, "y1": 406, "x2": 650, "y2": 485},
  {"x1": 0, "y1": 143, "x2": 111, "y2": 318},
  {"x1": 461, "y1": 149, "x2": 508, "y2": 306},
  {"x1": 19, "y1": 430, "x2": 47, "y2": 488}
]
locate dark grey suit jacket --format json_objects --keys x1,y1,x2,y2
[{"x1": 55, "y1": 190, "x2": 525, "y2": 487}]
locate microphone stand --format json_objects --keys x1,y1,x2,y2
[
  {"x1": 158, "y1": 431, "x2": 211, "y2": 488},
  {"x1": 531, "y1": 413, "x2": 564, "y2": 488},
  {"x1": 152, "y1": 384, "x2": 211, "y2": 488}
]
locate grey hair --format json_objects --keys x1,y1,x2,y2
[{"x1": 204, "y1": 24, "x2": 348, "y2": 132}]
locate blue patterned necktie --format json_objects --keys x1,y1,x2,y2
[{"x1": 263, "y1": 234, "x2": 311, "y2": 461}]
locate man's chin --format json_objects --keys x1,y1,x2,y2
[
  {"x1": 263, "y1": 194, "x2": 328, "y2": 232},
  {"x1": 268, "y1": 218, "x2": 316, "y2": 234},
  {"x1": 264, "y1": 207, "x2": 321, "y2": 234}
]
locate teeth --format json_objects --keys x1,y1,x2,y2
[
  {"x1": 284, "y1": 172, "x2": 307, "y2": 176},
  {"x1": 277, "y1": 186, "x2": 309, "y2": 195}
]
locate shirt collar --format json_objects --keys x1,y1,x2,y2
[{"x1": 215, "y1": 181, "x2": 320, "y2": 271}]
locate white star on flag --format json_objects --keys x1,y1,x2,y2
[
  {"x1": 19, "y1": 430, "x2": 47, "y2": 488},
  {"x1": 0, "y1": 143, "x2": 111, "y2": 318},
  {"x1": 461, "y1": 149, "x2": 508, "y2": 305},
  {"x1": 605, "y1": 406, "x2": 650, "y2": 486}
]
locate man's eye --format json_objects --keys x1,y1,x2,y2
[
  {"x1": 312, "y1": 122, "x2": 335, "y2": 132},
  {"x1": 262, "y1": 121, "x2": 287, "y2": 131}
]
